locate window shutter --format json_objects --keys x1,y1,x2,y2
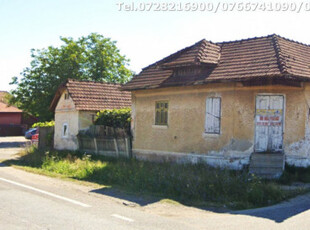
[
  {"x1": 205, "y1": 97, "x2": 221, "y2": 134},
  {"x1": 205, "y1": 98, "x2": 213, "y2": 133},
  {"x1": 213, "y1": 98, "x2": 221, "y2": 133}
]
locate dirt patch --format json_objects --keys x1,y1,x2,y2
[{"x1": 141, "y1": 199, "x2": 228, "y2": 219}]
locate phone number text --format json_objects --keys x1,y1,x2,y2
[{"x1": 116, "y1": 2, "x2": 310, "y2": 13}]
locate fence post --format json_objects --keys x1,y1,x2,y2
[
  {"x1": 114, "y1": 138, "x2": 119, "y2": 157},
  {"x1": 93, "y1": 138, "x2": 98, "y2": 154}
]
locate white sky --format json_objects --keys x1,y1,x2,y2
[{"x1": 0, "y1": 0, "x2": 309, "y2": 91}]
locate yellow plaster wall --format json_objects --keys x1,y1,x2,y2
[
  {"x1": 79, "y1": 111, "x2": 96, "y2": 130},
  {"x1": 132, "y1": 83, "x2": 308, "y2": 157},
  {"x1": 285, "y1": 84, "x2": 310, "y2": 166}
]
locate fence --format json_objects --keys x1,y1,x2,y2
[{"x1": 77, "y1": 125, "x2": 131, "y2": 158}]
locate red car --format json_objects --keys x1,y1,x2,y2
[{"x1": 31, "y1": 128, "x2": 39, "y2": 144}]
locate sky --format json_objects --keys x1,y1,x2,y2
[{"x1": 0, "y1": 0, "x2": 309, "y2": 91}]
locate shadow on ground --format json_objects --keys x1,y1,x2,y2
[
  {"x1": 90, "y1": 187, "x2": 233, "y2": 213},
  {"x1": 231, "y1": 194, "x2": 310, "y2": 223},
  {"x1": 0, "y1": 162, "x2": 9, "y2": 167},
  {"x1": 90, "y1": 185, "x2": 310, "y2": 223},
  {"x1": 0, "y1": 142, "x2": 29, "y2": 148},
  {"x1": 90, "y1": 187, "x2": 161, "y2": 206}
]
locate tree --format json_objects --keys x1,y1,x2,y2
[{"x1": 10, "y1": 33, "x2": 133, "y2": 121}]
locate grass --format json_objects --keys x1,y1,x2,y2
[
  {"x1": 279, "y1": 164, "x2": 310, "y2": 184},
  {"x1": 5, "y1": 146, "x2": 310, "y2": 210}
]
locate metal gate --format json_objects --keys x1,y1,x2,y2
[{"x1": 255, "y1": 95, "x2": 284, "y2": 152}]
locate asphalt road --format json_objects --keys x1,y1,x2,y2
[
  {"x1": 0, "y1": 136, "x2": 30, "y2": 160},
  {"x1": 1, "y1": 136, "x2": 310, "y2": 229}
]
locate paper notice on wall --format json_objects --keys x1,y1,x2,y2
[{"x1": 256, "y1": 109, "x2": 282, "y2": 126}]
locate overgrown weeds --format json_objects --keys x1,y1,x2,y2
[
  {"x1": 8, "y1": 147, "x2": 308, "y2": 210},
  {"x1": 279, "y1": 164, "x2": 310, "y2": 184}
]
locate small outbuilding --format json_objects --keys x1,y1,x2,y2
[
  {"x1": 0, "y1": 91, "x2": 37, "y2": 136},
  {"x1": 123, "y1": 34, "x2": 310, "y2": 177},
  {"x1": 50, "y1": 79, "x2": 131, "y2": 150},
  {"x1": 0, "y1": 101, "x2": 23, "y2": 136}
]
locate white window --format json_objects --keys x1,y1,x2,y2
[
  {"x1": 62, "y1": 123, "x2": 68, "y2": 138},
  {"x1": 64, "y1": 93, "x2": 70, "y2": 100},
  {"x1": 205, "y1": 97, "x2": 221, "y2": 134}
]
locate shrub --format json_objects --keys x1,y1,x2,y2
[
  {"x1": 94, "y1": 108, "x2": 131, "y2": 129},
  {"x1": 279, "y1": 164, "x2": 310, "y2": 184},
  {"x1": 32, "y1": 120, "x2": 55, "y2": 128}
]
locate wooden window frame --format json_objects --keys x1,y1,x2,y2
[
  {"x1": 155, "y1": 101, "x2": 169, "y2": 126},
  {"x1": 205, "y1": 97, "x2": 221, "y2": 134}
]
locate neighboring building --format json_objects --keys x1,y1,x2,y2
[
  {"x1": 0, "y1": 101, "x2": 23, "y2": 125},
  {"x1": 0, "y1": 92, "x2": 37, "y2": 136},
  {"x1": 123, "y1": 34, "x2": 310, "y2": 176},
  {"x1": 50, "y1": 79, "x2": 131, "y2": 150}
]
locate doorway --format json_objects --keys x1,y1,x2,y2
[{"x1": 255, "y1": 95, "x2": 284, "y2": 152}]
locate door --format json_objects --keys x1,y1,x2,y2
[{"x1": 255, "y1": 95, "x2": 284, "y2": 152}]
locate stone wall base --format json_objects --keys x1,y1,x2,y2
[
  {"x1": 286, "y1": 155, "x2": 310, "y2": 168},
  {"x1": 133, "y1": 149, "x2": 250, "y2": 170},
  {"x1": 134, "y1": 149, "x2": 310, "y2": 170}
]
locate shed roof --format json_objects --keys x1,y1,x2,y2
[
  {"x1": 0, "y1": 102, "x2": 22, "y2": 113},
  {"x1": 123, "y1": 34, "x2": 310, "y2": 90},
  {"x1": 50, "y1": 79, "x2": 131, "y2": 112}
]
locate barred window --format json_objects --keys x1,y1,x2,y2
[{"x1": 155, "y1": 101, "x2": 168, "y2": 125}]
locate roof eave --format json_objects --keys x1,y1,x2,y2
[{"x1": 122, "y1": 74, "x2": 310, "y2": 91}]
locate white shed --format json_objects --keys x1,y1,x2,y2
[{"x1": 50, "y1": 79, "x2": 131, "y2": 150}]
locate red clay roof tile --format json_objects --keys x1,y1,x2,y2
[
  {"x1": 0, "y1": 102, "x2": 22, "y2": 113},
  {"x1": 123, "y1": 34, "x2": 310, "y2": 90},
  {"x1": 50, "y1": 79, "x2": 131, "y2": 112}
]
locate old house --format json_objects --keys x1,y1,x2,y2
[
  {"x1": 50, "y1": 79, "x2": 131, "y2": 150},
  {"x1": 123, "y1": 34, "x2": 310, "y2": 177}
]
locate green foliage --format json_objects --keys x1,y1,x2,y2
[
  {"x1": 279, "y1": 164, "x2": 310, "y2": 184},
  {"x1": 94, "y1": 108, "x2": 131, "y2": 129},
  {"x1": 2, "y1": 93, "x2": 12, "y2": 104},
  {"x1": 32, "y1": 121, "x2": 55, "y2": 128},
  {"x1": 14, "y1": 147, "x2": 302, "y2": 209},
  {"x1": 0, "y1": 93, "x2": 21, "y2": 108},
  {"x1": 10, "y1": 33, "x2": 133, "y2": 121}
]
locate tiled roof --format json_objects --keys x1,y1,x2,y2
[
  {"x1": 123, "y1": 34, "x2": 310, "y2": 90},
  {"x1": 162, "y1": 39, "x2": 221, "y2": 67},
  {"x1": 50, "y1": 79, "x2": 131, "y2": 112},
  {"x1": 276, "y1": 36, "x2": 310, "y2": 78},
  {"x1": 0, "y1": 102, "x2": 22, "y2": 113}
]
